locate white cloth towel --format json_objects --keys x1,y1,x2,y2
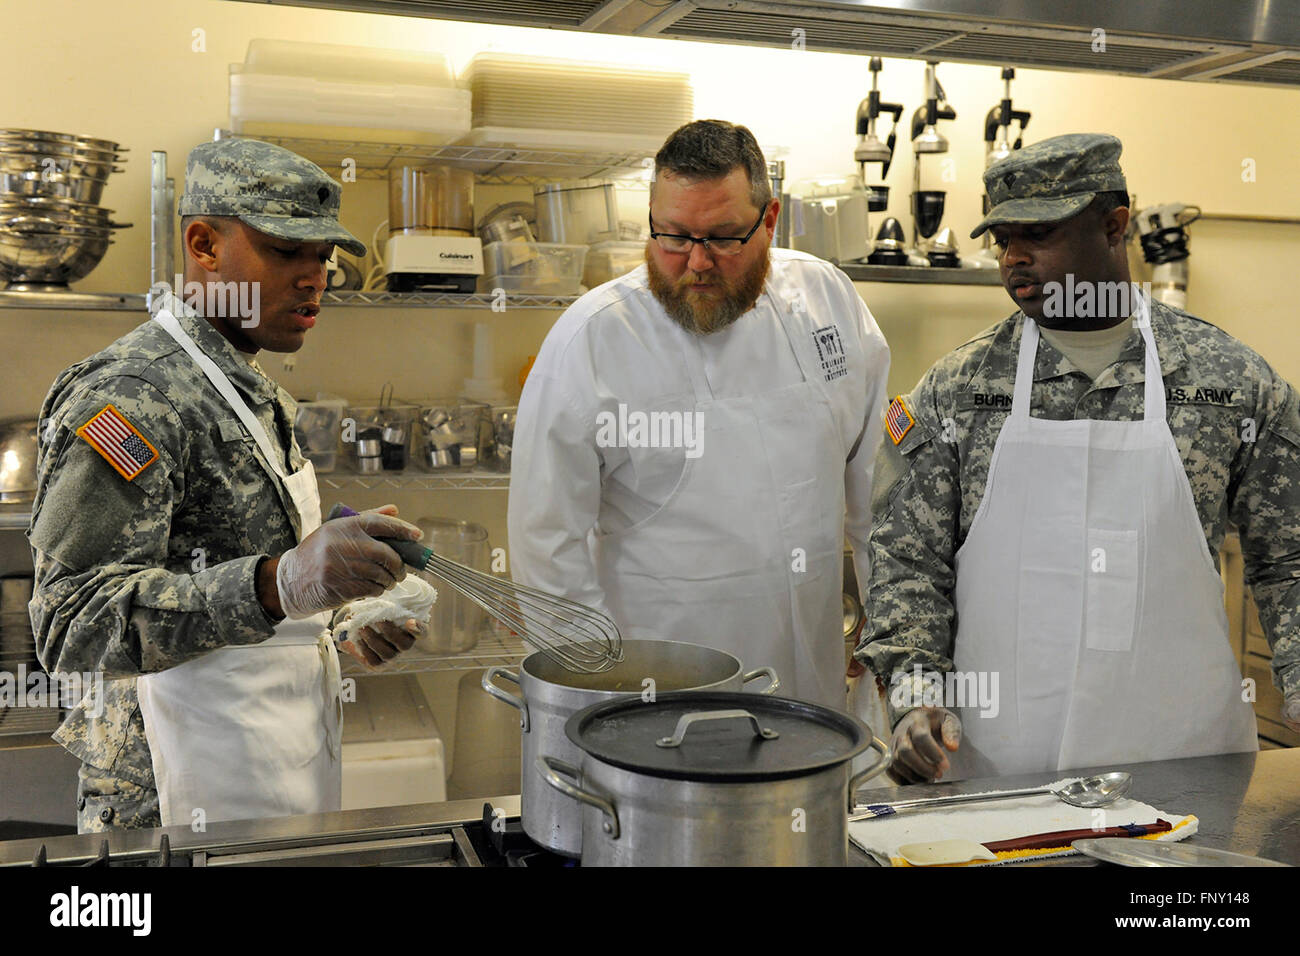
[
  {"x1": 334, "y1": 575, "x2": 438, "y2": 639},
  {"x1": 849, "y1": 777, "x2": 1198, "y2": 866}
]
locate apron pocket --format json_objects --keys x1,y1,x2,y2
[{"x1": 1084, "y1": 528, "x2": 1141, "y2": 652}]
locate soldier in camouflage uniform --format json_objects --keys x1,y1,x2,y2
[
  {"x1": 857, "y1": 133, "x2": 1300, "y2": 784},
  {"x1": 28, "y1": 139, "x2": 426, "y2": 832}
]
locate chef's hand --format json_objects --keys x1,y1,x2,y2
[
  {"x1": 1283, "y1": 694, "x2": 1300, "y2": 734},
  {"x1": 272, "y1": 510, "x2": 422, "y2": 619},
  {"x1": 887, "y1": 706, "x2": 962, "y2": 784},
  {"x1": 339, "y1": 617, "x2": 428, "y2": 669}
]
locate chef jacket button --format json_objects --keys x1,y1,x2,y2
[{"x1": 99, "y1": 807, "x2": 114, "y2": 823}]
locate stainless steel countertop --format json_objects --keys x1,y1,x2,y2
[
  {"x1": 849, "y1": 748, "x2": 1300, "y2": 866},
  {"x1": 0, "y1": 793, "x2": 522, "y2": 866},
  {"x1": 1, "y1": 749, "x2": 1294, "y2": 866}
]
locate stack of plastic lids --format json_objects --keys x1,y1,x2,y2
[
  {"x1": 460, "y1": 53, "x2": 693, "y2": 153},
  {"x1": 229, "y1": 39, "x2": 471, "y2": 145}
]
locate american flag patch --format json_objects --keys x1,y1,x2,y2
[
  {"x1": 885, "y1": 396, "x2": 915, "y2": 446},
  {"x1": 75, "y1": 405, "x2": 159, "y2": 481}
]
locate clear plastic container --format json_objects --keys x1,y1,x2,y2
[
  {"x1": 293, "y1": 400, "x2": 345, "y2": 473},
  {"x1": 229, "y1": 70, "x2": 470, "y2": 144},
  {"x1": 388, "y1": 165, "x2": 475, "y2": 236},
  {"x1": 242, "y1": 40, "x2": 458, "y2": 86},
  {"x1": 534, "y1": 181, "x2": 619, "y2": 245},
  {"x1": 583, "y1": 240, "x2": 645, "y2": 288},
  {"x1": 461, "y1": 53, "x2": 693, "y2": 140},
  {"x1": 488, "y1": 405, "x2": 517, "y2": 473},
  {"x1": 479, "y1": 242, "x2": 587, "y2": 296},
  {"x1": 345, "y1": 403, "x2": 417, "y2": 472},
  {"x1": 416, "y1": 399, "x2": 490, "y2": 471},
  {"x1": 414, "y1": 517, "x2": 490, "y2": 654}
]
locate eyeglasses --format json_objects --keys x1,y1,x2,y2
[{"x1": 648, "y1": 202, "x2": 768, "y2": 256}]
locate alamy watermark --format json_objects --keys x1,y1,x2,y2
[
  {"x1": 890, "y1": 664, "x2": 1000, "y2": 718},
  {"x1": 1040, "y1": 276, "x2": 1152, "y2": 323},
  {"x1": 595, "y1": 403, "x2": 705, "y2": 459},
  {"x1": 0, "y1": 665, "x2": 103, "y2": 718},
  {"x1": 149, "y1": 274, "x2": 261, "y2": 327}
]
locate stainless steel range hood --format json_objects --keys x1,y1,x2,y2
[{"x1": 225, "y1": 0, "x2": 1300, "y2": 87}]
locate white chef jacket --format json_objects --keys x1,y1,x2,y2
[{"x1": 508, "y1": 248, "x2": 890, "y2": 703}]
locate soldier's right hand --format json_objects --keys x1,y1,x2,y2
[
  {"x1": 275, "y1": 513, "x2": 423, "y2": 619},
  {"x1": 887, "y1": 706, "x2": 962, "y2": 784}
]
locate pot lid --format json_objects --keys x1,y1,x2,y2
[{"x1": 564, "y1": 691, "x2": 871, "y2": 782}]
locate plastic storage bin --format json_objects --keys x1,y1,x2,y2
[
  {"x1": 479, "y1": 242, "x2": 587, "y2": 296},
  {"x1": 461, "y1": 52, "x2": 692, "y2": 149},
  {"x1": 535, "y1": 181, "x2": 619, "y2": 245},
  {"x1": 416, "y1": 399, "x2": 490, "y2": 471},
  {"x1": 242, "y1": 40, "x2": 457, "y2": 85},
  {"x1": 230, "y1": 38, "x2": 470, "y2": 145},
  {"x1": 345, "y1": 403, "x2": 418, "y2": 472},
  {"x1": 583, "y1": 240, "x2": 645, "y2": 288},
  {"x1": 293, "y1": 399, "x2": 345, "y2": 473},
  {"x1": 488, "y1": 405, "x2": 517, "y2": 473}
]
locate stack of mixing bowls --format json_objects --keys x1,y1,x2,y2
[{"x1": 0, "y1": 128, "x2": 130, "y2": 290}]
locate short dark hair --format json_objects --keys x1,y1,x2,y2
[
  {"x1": 180, "y1": 214, "x2": 233, "y2": 236},
  {"x1": 653, "y1": 120, "x2": 771, "y2": 210},
  {"x1": 1089, "y1": 190, "x2": 1130, "y2": 218}
]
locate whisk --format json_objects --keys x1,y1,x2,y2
[{"x1": 328, "y1": 505, "x2": 623, "y2": 673}]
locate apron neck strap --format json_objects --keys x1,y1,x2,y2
[
  {"x1": 1012, "y1": 306, "x2": 1166, "y2": 423},
  {"x1": 151, "y1": 309, "x2": 288, "y2": 478},
  {"x1": 1011, "y1": 318, "x2": 1038, "y2": 419},
  {"x1": 1135, "y1": 296, "x2": 1166, "y2": 422}
]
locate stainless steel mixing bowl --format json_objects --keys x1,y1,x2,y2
[
  {"x1": 0, "y1": 128, "x2": 125, "y2": 155},
  {"x1": 0, "y1": 221, "x2": 113, "y2": 287},
  {"x1": 0, "y1": 167, "x2": 109, "y2": 204}
]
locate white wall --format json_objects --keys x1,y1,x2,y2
[{"x1": 3, "y1": 0, "x2": 1299, "y2": 526}]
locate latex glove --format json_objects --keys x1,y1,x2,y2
[
  {"x1": 276, "y1": 511, "x2": 423, "y2": 619},
  {"x1": 887, "y1": 706, "x2": 962, "y2": 784},
  {"x1": 1283, "y1": 694, "x2": 1300, "y2": 734},
  {"x1": 339, "y1": 618, "x2": 427, "y2": 669}
]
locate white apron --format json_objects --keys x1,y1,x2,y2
[
  {"x1": 135, "y1": 309, "x2": 342, "y2": 826},
  {"x1": 948, "y1": 310, "x2": 1257, "y2": 779},
  {"x1": 595, "y1": 289, "x2": 848, "y2": 709}
]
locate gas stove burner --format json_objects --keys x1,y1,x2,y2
[{"x1": 481, "y1": 803, "x2": 576, "y2": 868}]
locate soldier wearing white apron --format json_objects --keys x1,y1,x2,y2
[
  {"x1": 30, "y1": 139, "x2": 425, "y2": 831},
  {"x1": 859, "y1": 133, "x2": 1300, "y2": 783}
]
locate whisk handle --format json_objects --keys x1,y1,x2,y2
[
  {"x1": 325, "y1": 504, "x2": 431, "y2": 571},
  {"x1": 375, "y1": 537, "x2": 434, "y2": 572}
]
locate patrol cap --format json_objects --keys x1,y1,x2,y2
[
  {"x1": 178, "y1": 139, "x2": 366, "y2": 256},
  {"x1": 969, "y1": 133, "x2": 1127, "y2": 239}
]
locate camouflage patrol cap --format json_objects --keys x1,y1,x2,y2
[
  {"x1": 178, "y1": 139, "x2": 366, "y2": 256},
  {"x1": 969, "y1": 133, "x2": 1127, "y2": 239}
]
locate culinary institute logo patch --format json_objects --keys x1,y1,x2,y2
[
  {"x1": 76, "y1": 404, "x2": 159, "y2": 481},
  {"x1": 885, "y1": 396, "x2": 914, "y2": 445}
]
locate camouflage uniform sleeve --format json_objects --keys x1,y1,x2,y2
[
  {"x1": 855, "y1": 371, "x2": 962, "y2": 727},
  {"x1": 28, "y1": 377, "x2": 278, "y2": 680},
  {"x1": 1228, "y1": 370, "x2": 1300, "y2": 704}
]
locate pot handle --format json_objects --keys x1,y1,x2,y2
[
  {"x1": 741, "y1": 666, "x2": 781, "y2": 695},
  {"x1": 846, "y1": 735, "x2": 892, "y2": 811},
  {"x1": 481, "y1": 667, "x2": 529, "y2": 732},
  {"x1": 655, "y1": 709, "x2": 779, "y2": 748},
  {"x1": 537, "y1": 756, "x2": 620, "y2": 839}
]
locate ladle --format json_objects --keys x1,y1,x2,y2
[{"x1": 850, "y1": 771, "x2": 1133, "y2": 821}]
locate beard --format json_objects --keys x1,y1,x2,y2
[{"x1": 645, "y1": 245, "x2": 771, "y2": 336}]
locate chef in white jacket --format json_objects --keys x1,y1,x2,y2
[{"x1": 508, "y1": 120, "x2": 890, "y2": 710}]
